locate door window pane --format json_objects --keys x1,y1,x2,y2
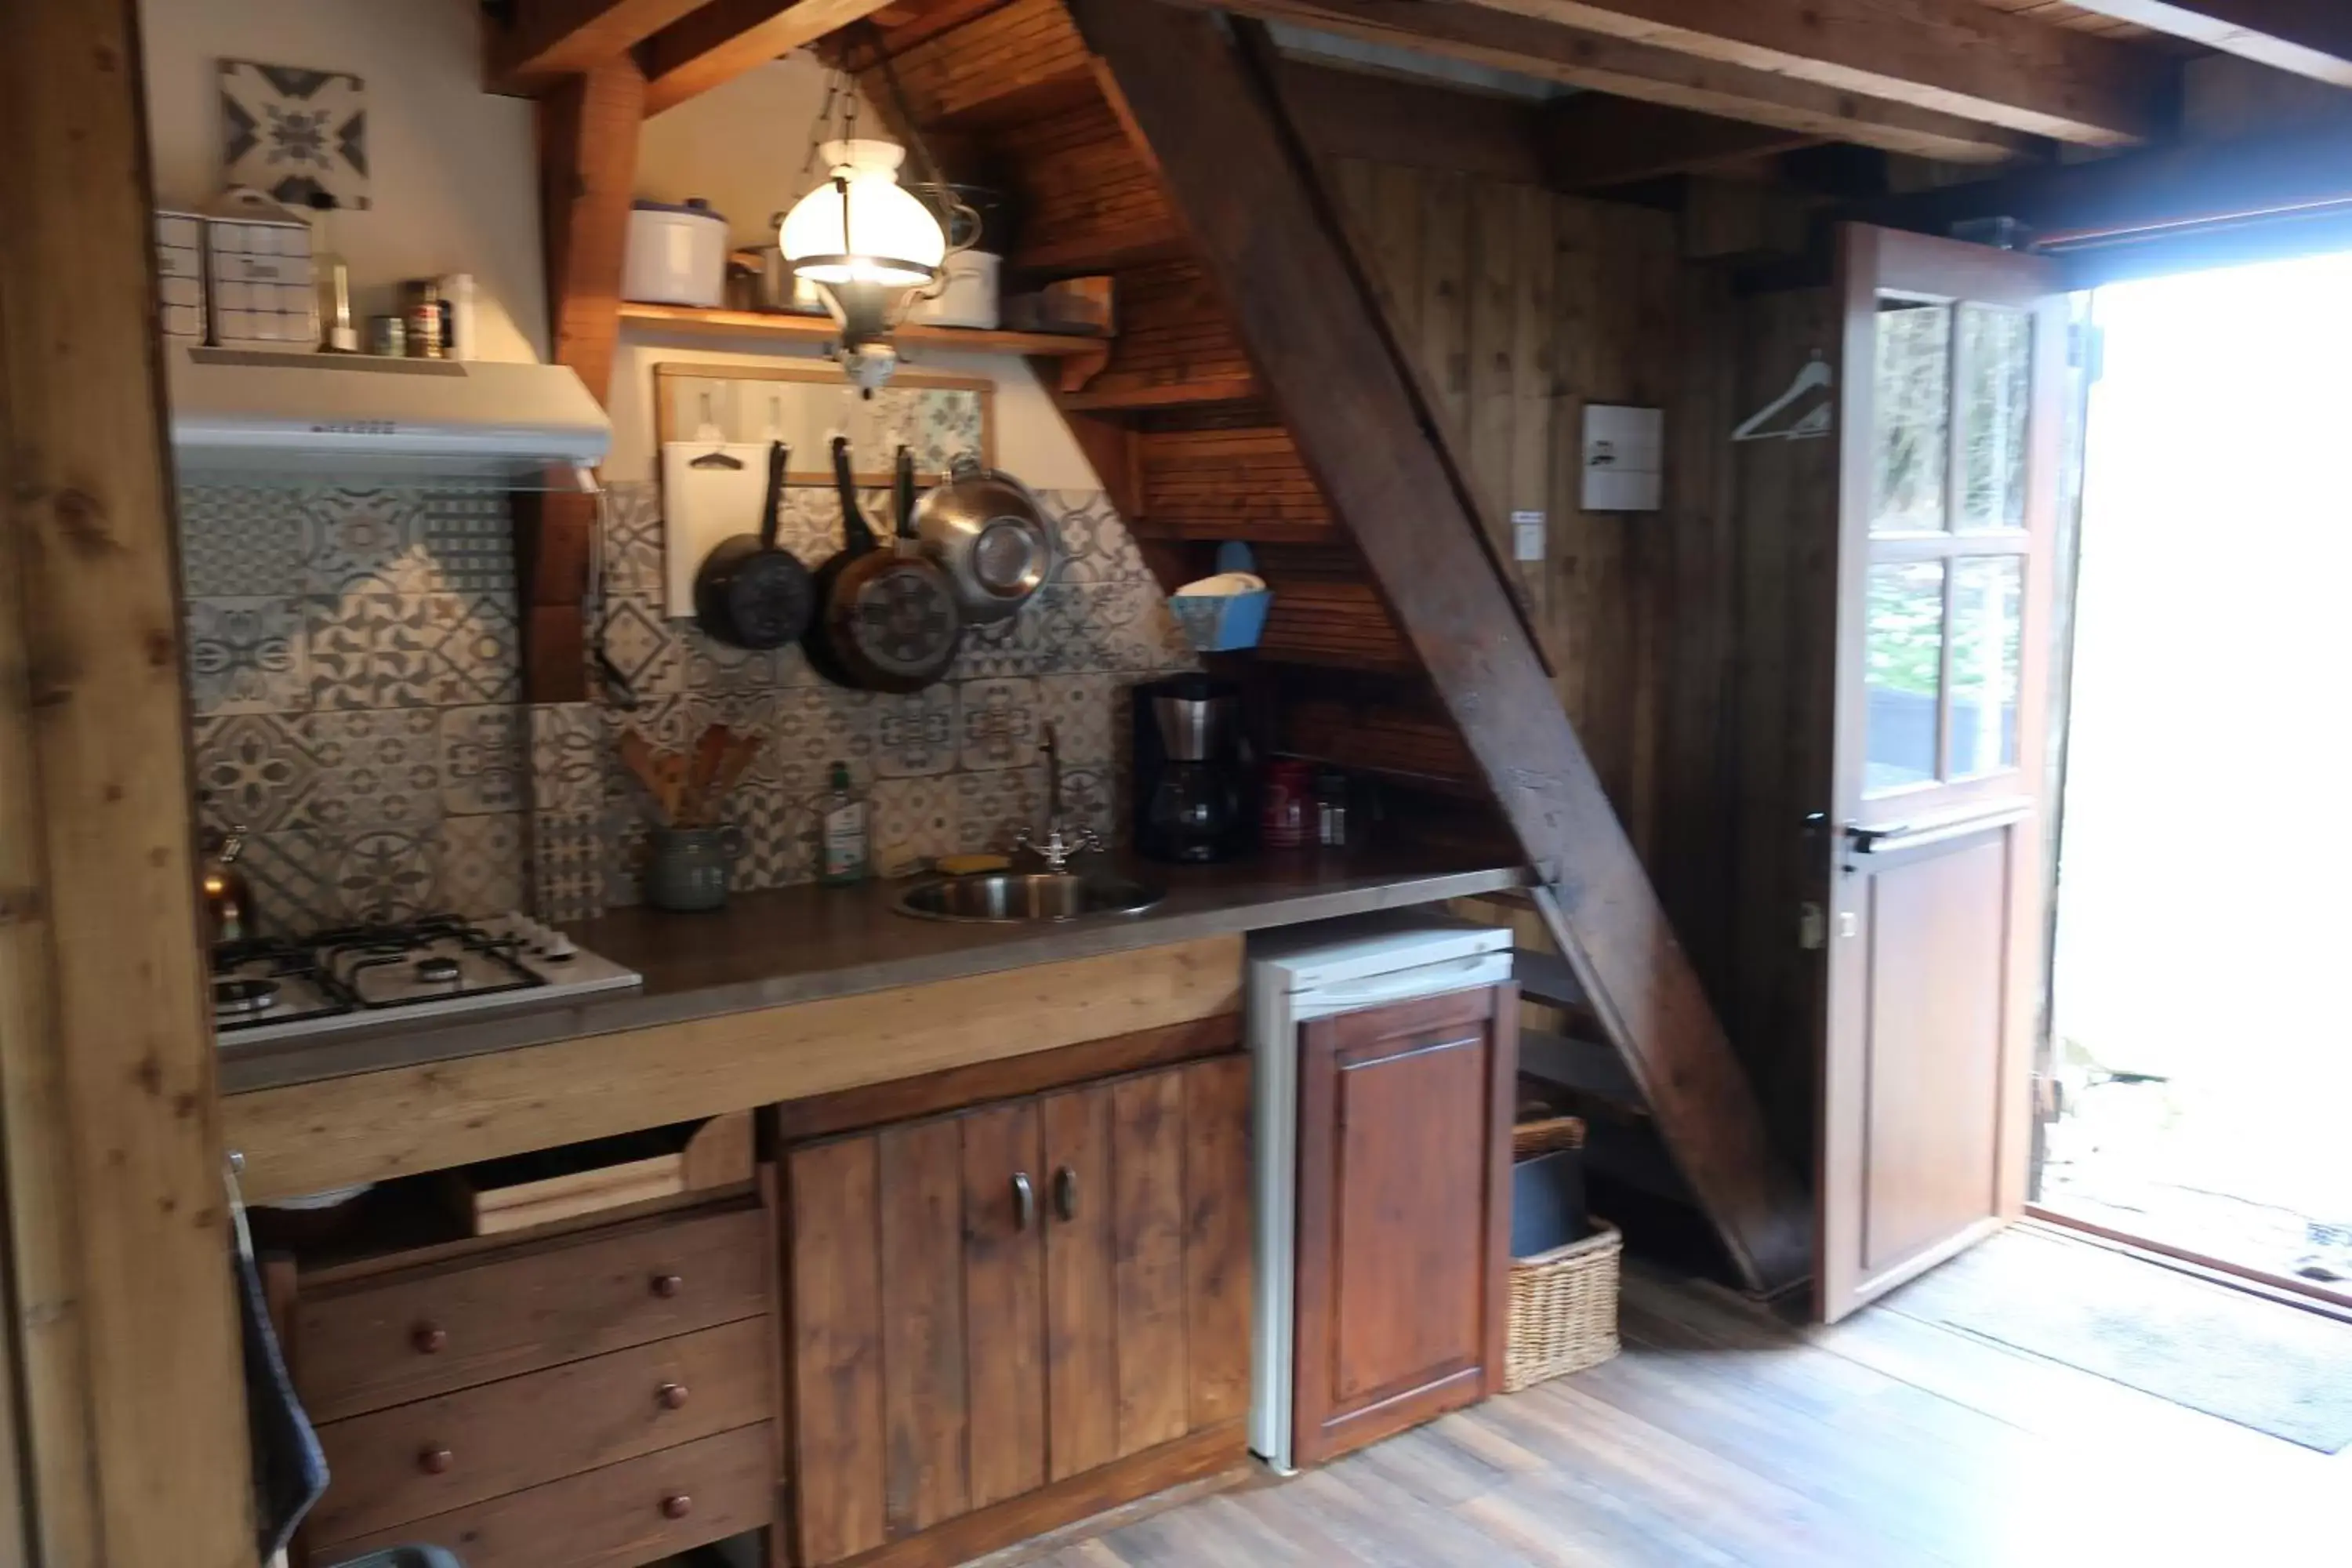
[
  {"x1": 1873, "y1": 298, "x2": 1952, "y2": 534},
  {"x1": 1958, "y1": 304, "x2": 2031, "y2": 531},
  {"x1": 1949, "y1": 556, "x2": 2022, "y2": 778},
  {"x1": 1867, "y1": 561, "x2": 1945, "y2": 794}
]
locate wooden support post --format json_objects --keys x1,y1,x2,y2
[
  {"x1": 521, "y1": 58, "x2": 646, "y2": 706},
  {"x1": 1070, "y1": 0, "x2": 1812, "y2": 1296},
  {"x1": 0, "y1": 0, "x2": 254, "y2": 1559}
]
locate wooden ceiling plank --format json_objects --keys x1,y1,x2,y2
[
  {"x1": 1543, "y1": 95, "x2": 1826, "y2": 187},
  {"x1": 1274, "y1": 57, "x2": 1549, "y2": 184},
  {"x1": 488, "y1": 0, "x2": 710, "y2": 96},
  {"x1": 2056, "y1": 1, "x2": 2352, "y2": 84},
  {"x1": 642, "y1": 0, "x2": 901, "y2": 115},
  {"x1": 1195, "y1": 0, "x2": 2048, "y2": 163},
  {"x1": 1461, "y1": 0, "x2": 2173, "y2": 143}
]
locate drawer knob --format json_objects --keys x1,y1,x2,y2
[
  {"x1": 660, "y1": 1493, "x2": 693, "y2": 1521},
  {"x1": 411, "y1": 1323, "x2": 448, "y2": 1355},
  {"x1": 418, "y1": 1446, "x2": 454, "y2": 1475},
  {"x1": 651, "y1": 1272, "x2": 684, "y2": 1298},
  {"x1": 657, "y1": 1381, "x2": 691, "y2": 1411}
]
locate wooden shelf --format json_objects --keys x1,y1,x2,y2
[{"x1": 615, "y1": 303, "x2": 1115, "y2": 377}]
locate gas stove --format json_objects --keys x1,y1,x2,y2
[{"x1": 210, "y1": 912, "x2": 641, "y2": 1045}]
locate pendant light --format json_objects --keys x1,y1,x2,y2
[{"x1": 779, "y1": 67, "x2": 953, "y2": 393}]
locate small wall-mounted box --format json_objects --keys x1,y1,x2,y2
[{"x1": 1581, "y1": 404, "x2": 1664, "y2": 512}]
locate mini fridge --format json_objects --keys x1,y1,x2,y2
[{"x1": 1246, "y1": 911, "x2": 1513, "y2": 1473}]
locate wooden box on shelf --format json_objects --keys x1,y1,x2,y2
[{"x1": 441, "y1": 1112, "x2": 754, "y2": 1237}]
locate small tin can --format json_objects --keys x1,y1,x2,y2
[
  {"x1": 403, "y1": 280, "x2": 444, "y2": 359},
  {"x1": 368, "y1": 314, "x2": 406, "y2": 357}
]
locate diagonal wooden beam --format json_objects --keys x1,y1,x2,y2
[
  {"x1": 1192, "y1": 0, "x2": 2047, "y2": 164},
  {"x1": 1274, "y1": 56, "x2": 1548, "y2": 184},
  {"x1": 2058, "y1": 1, "x2": 2352, "y2": 85},
  {"x1": 1463, "y1": 0, "x2": 2175, "y2": 144},
  {"x1": 1542, "y1": 94, "x2": 1824, "y2": 188},
  {"x1": 641, "y1": 0, "x2": 898, "y2": 115},
  {"x1": 1069, "y1": 0, "x2": 1813, "y2": 1297},
  {"x1": 487, "y1": 0, "x2": 708, "y2": 96}
]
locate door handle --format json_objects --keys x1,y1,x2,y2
[
  {"x1": 1011, "y1": 1171, "x2": 1036, "y2": 1232},
  {"x1": 1846, "y1": 800, "x2": 2031, "y2": 857},
  {"x1": 1052, "y1": 1165, "x2": 1080, "y2": 1222}
]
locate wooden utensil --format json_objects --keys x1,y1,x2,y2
[
  {"x1": 709, "y1": 735, "x2": 762, "y2": 813},
  {"x1": 681, "y1": 723, "x2": 733, "y2": 826},
  {"x1": 617, "y1": 731, "x2": 673, "y2": 821},
  {"x1": 648, "y1": 750, "x2": 690, "y2": 826}
]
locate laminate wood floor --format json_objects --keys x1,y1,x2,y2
[{"x1": 1011, "y1": 1241, "x2": 2347, "y2": 1567}]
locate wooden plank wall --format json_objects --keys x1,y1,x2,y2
[
  {"x1": 1328, "y1": 159, "x2": 1693, "y2": 861},
  {"x1": 1328, "y1": 158, "x2": 1838, "y2": 1164}
]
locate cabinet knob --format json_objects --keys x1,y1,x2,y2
[
  {"x1": 657, "y1": 1381, "x2": 691, "y2": 1410},
  {"x1": 418, "y1": 1446, "x2": 453, "y2": 1475},
  {"x1": 650, "y1": 1272, "x2": 684, "y2": 1299},
  {"x1": 411, "y1": 1323, "x2": 448, "y2": 1355},
  {"x1": 660, "y1": 1493, "x2": 693, "y2": 1521}
]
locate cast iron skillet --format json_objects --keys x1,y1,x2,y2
[
  {"x1": 692, "y1": 439, "x2": 812, "y2": 650},
  {"x1": 807, "y1": 441, "x2": 963, "y2": 694}
]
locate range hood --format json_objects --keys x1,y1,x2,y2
[{"x1": 167, "y1": 346, "x2": 610, "y2": 489}]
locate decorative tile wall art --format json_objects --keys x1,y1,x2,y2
[
  {"x1": 180, "y1": 487, "x2": 528, "y2": 931},
  {"x1": 176, "y1": 477, "x2": 1192, "y2": 930},
  {"x1": 220, "y1": 60, "x2": 370, "y2": 212}
]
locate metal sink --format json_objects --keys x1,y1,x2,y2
[{"x1": 891, "y1": 869, "x2": 1166, "y2": 923}]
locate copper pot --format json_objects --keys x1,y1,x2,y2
[{"x1": 199, "y1": 826, "x2": 256, "y2": 946}]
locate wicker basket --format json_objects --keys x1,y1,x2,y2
[{"x1": 1503, "y1": 1115, "x2": 1621, "y2": 1392}]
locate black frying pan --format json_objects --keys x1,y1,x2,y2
[
  {"x1": 808, "y1": 441, "x2": 963, "y2": 694},
  {"x1": 799, "y1": 436, "x2": 877, "y2": 688},
  {"x1": 692, "y1": 439, "x2": 812, "y2": 650}
]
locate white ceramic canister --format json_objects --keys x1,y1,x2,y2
[{"x1": 622, "y1": 198, "x2": 729, "y2": 307}]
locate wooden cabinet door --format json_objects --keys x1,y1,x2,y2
[
  {"x1": 1292, "y1": 985, "x2": 1515, "y2": 1467},
  {"x1": 959, "y1": 1101, "x2": 1047, "y2": 1509},
  {"x1": 1040, "y1": 1056, "x2": 1253, "y2": 1479},
  {"x1": 786, "y1": 1056, "x2": 1251, "y2": 1563},
  {"x1": 784, "y1": 1108, "x2": 1051, "y2": 1564}
]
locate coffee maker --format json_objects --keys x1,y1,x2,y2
[{"x1": 1131, "y1": 674, "x2": 1250, "y2": 863}]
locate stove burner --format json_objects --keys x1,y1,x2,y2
[
  {"x1": 213, "y1": 977, "x2": 281, "y2": 1015},
  {"x1": 415, "y1": 955, "x2": 463, "y2": 985}
]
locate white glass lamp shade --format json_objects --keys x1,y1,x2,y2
[{"x1": 781, "y1": 139, "x2": 946, "y2": 289}]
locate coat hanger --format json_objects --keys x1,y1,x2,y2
[
  {"x1": 1733, "y1": 353, "x2": 1834, "y2": 443},
  {"x1": 688, "y1": 390, "x2": 743, "y2": 469}
]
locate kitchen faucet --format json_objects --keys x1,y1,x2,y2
[{"x1": 1013, "y1": 721, "x2": 1102, "y2": 873}]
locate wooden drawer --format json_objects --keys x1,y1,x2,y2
[
  {"x1": 297, "y1": 1206, "x2": 768, "y2": 1421},
  {"x1": 315, "y1": 1425, "x2": 775, "y2": 1568},
  {"x1": 308, "y1": 1317, "x2": 771, "y2": 1544}
]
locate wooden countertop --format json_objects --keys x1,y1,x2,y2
[{"x1": 218, "y1": 848, "x2": 1524, "y2": 1096}]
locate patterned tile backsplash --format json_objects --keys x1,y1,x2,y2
[{"x1": 178, "y1": 479, "x2": 1190, "y2": 933}]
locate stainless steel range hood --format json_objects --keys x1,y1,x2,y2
[{"x1": 167, "y1": 346, "x2": 610, "y2": 490}]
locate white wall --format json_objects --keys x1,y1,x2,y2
[
  {"x1": 140, "y1": 0, "x2": 547, "y2": 362},
  {"x1": 138, "y1": 5, "x2": 1098, "y2": 489}
]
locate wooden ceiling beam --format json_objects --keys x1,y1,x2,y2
[
  {"x1": 1192, "y1": 0, "x2": 2049, "y2": 164},
  {"x1": 486, "y1": 0, "x2": 708, "y2": 96},
  {"x1": 641, "y1": 0, "x2": 899, "y2": 115},
  {"x1": 2056, "y1": 1, "x2": 2352, "y2": 86},
  {"x1": 1542, "y1": 94, "x2": 1824, "y2": 187},
  {"x1": 1461, "y1": 0, "x2": 2174, "y2": 144}
]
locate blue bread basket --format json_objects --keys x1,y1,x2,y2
[{"x1": 1168, "y1": 541, "x2": 1272, "y2": 654}]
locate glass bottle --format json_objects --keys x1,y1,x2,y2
[{"x1": 817, "y1": 760, "x2": 869, "y2": 885}]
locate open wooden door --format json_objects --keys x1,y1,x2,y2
[{"x1": 1818, "y1": 225, "x2": 2067, "y2": 1323}]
